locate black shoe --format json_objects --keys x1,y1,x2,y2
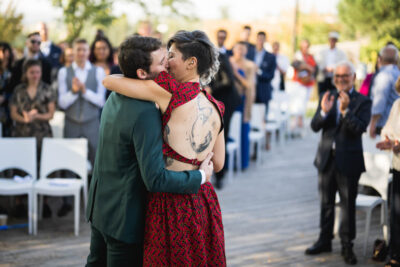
[
  {"x1": 42, "y1": 203, "x2": 52, "y2": 218},
  {"x1": 215, "y1": 179, "x2": 223, "y2": 190},
  {"x1": 342, "y1": 245, "x2": 357, "y2": 265},
  {"x1": 57, "y1": 203, "x2": 72, "y2": 217},
  {"x1": 305, "y1": 240, "x2": 332, "y2": 255}
]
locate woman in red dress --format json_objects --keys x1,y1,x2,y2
[{"x1": 103, "y1": 30, "x2": 226, "y2": 266}]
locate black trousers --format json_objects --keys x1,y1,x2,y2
[
  {"x1": 86, "y1": 225, "x2": 143, "y2": 267},
  {"x1": 390, "y1": 169, "x2": 400, "y2": 258},
  {"x1": 215, "y1": 103, "x2": 236, "y2": 183},
  {"x1": 318, "y1": 152, "x2": 360, "y2": 244},
  {"x1": 318, "y1": 77, "x2": 336, "y2": 97}
]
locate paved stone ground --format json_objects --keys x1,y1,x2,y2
[{"x1": 0, "y1": 133, "x2": 387, "y2": 267}]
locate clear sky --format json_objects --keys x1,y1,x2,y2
[{"x1": 3, "y1": 0, "x2": 340, "y2": 25}]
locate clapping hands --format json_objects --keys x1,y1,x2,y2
[
  {"x1": 22, "y1": 109, "x2": 38, "y2": 123},
  {"x1": 321, "y1": 92, "x2": 335, "y2": 113},
  {"x1": 72, "y1": 77, "x2": 86, "y2": 94},
  {"x1": 376, "y1": 136, "x2": 400, "y2": 154}
]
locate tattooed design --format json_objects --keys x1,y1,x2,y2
[{"x1": 189, "y1": 96, "x2": 214, "y2": 153}]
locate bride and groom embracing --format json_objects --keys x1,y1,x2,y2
[{"x1": 86, "y1": 30, "x2": 227, "y2": 266}]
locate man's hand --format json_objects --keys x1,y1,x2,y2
[
  {"x1": 72, "y1": 78, "x2": 81, "y2": 93},
  {"x1": 376, "y1": 136, "x2": 393, "y2": 150},
  {"x1": 339, "y1": 91, "x2": 350, "y2": 115},
  {"x1": 369, "y1": 121, "x2": 377, "y2": 139},
  {"x1": 199, "y1": 152, "x2": 214, "y2": 183},
  {"x1": 321, "y1": 91, "x2": 334, "y2": 113}
]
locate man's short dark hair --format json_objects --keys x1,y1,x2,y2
[
  {"x1": 243, "y1": 25, "x2": 251, "y2": 31},
  {"x1": 118, "y1": 35, "x2": 162, "y2": 79},
  {"x1": 257, "y1": 31, "x2": 266, "y2": 38},
  {"x1": 217, "y1": 29, "x2": 227, "y2": 35},
  {"x1": 73, "y1": 38, "x2": 88, "y2": 47},
  {"x1": 27, "y1": 32, "x2": 40, "y2": 38}
]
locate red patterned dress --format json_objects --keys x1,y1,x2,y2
[{"x1": 143, "y1": 71, "x2": 226, "y2": 266}]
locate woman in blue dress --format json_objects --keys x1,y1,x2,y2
[{"x1": 229, "y1": 41, "x2": 257, "y2": 170}]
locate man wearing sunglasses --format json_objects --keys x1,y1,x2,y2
[{"x1": 9, "y1": 32, "x2": 52, "y2": 93}]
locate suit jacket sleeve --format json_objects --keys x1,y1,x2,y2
[
  {"x1": 132, "y1": 105, "x2": 202, "y2": 194},
  {"x1": 311, "y1": 94, "x2": 332, "y2": 132},
  {"x1": 258, "y1": 53, "x2": 276, "y2": 83},
  {"x1": 341, "y1": 97, "x2": 372, "y2": 136}
]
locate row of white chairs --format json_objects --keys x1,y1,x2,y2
[{"x1": 0, "y1": 137, "x2": 88, "y2": 236}]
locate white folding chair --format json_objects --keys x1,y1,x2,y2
[
  {"x1": 33, "y1": 138, "x2": 88, "y2": 236},
  {"x1": 49, "y1": 110, "x2": 65, "y2": 138},
  {"x1": 0, "y1": 122, "x2": 2, "y2": 138},
  {"x1": 0, "y1": 137, "x2": 36, "y2": 234},
  {"x1": 227, "y1": 112, "x2": 242, "y2": 182},
  {"x1": 334, "y1": 148, "x2": 391, "y2": 256},
  {"x1": 250, "y1": 104, "x2": 266, "y2": 164}
]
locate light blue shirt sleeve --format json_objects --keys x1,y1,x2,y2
[{"x1": 371, "y1": 72, "x2": 391, "y2": 116}]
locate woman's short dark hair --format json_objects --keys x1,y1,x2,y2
[
  {"x1": 118, "y1": 35, "x2": 162, "y2": 79},
  {"x1": 22, "y1": 59, "x2": 42, "y2": 83},
  {"x1": 167, "y1": 30, "x2": 219, "y2": 85},
  {"x1": 0, "y1": 42, "x2": 14, "y2": 70},
  {"x1": 89, "y1": 36, "x2": 114, "y2": 67}
]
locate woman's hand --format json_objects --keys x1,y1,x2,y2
[
  {"x1": 376, "y1": 136, "x2": 394, "y2": 150},
  {"x1": 393, "y1": 140, "x2": 400, "y2": 154}
]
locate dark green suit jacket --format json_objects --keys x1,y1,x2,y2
[{"x1": 86, "y1": 92, "x2": 202, "y2": 244}]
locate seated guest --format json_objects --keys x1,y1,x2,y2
[
  {"x1": 10, "y1": 59, "x2": 56, "y2": 217},
  {"x1": 306, "y1": 61, "x2": 371, "y2": 265},
  {"x1": 376, "y1": 76, "x2": 400, "y2": 267}
]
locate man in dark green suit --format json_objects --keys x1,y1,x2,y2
[{"x1": 86, "y1": 36, "x2": 213, "y2": 266}]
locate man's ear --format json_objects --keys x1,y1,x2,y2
[{"x1": 137, "y1": 69, "x2": 148, "y2": 79}]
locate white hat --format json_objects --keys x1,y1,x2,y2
[{"x1": 328, "y1": 31, "x2": 340, "y2": 40}]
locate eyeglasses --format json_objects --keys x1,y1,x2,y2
[
  {"x1": 334, "y1": 73, "x2": 352, "y2": 79},
  {"x1": 30, "y1": 40, "x2": 41, "y2": 45}
]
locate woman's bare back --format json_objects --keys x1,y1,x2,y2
[{"x1": 163, "y1": 92, "x2": 222, "y2": 171}]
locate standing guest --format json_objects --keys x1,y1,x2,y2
[
  {"x1": 209, "y1": 52, "x2": 241, "y2": 189},
  {"x1": 239, "y1": 25, "x2": 256, "y2": 61},
  {"x1": 369, "y1": 44, "x2": 400, "y2": 138},
  {"x1": 271, "y1": 41, "x2": 290, "y2": 92},
  {"x1": 10, "y1": 59, "x2": 56, "y2": 217},
  {"x1": 59, "y1": 46, "x2": 74, "y2": 68},
  {"x1": 89, "y1": 36, "x2": 115, "y2": 75},
  {"x1": 359, "y1": 55, "x2": 380, "y2": 98},
  {"x1": 38, "y1": 22, "x2": 62, "y2": 74},
  {"x1": 230, "y1": 41, "x2": 257, "y2": 170},
  {"x1": 317, "y1": 31, "x2": 347, "y2": 96},
  {"x1": 376, "y1": 76, "x2": 400, "y2": 267},
  {"x1": 57, "y1": 39, "x2": 105, "y2": 217},
  {"x1": 9, "y1": 32, "x2": 52, "y2": 93},
  {"x1": 254, "y1": 31, "x2": 276, "y2": 150},
  {"x1": 216, "y1": 29, "x2": 229, "y2": 55},
  {"x1": 58, "y1": 38, "x2": 106, "y2": 167},
  {"x1": 292, "y1": 38, "x2": 317, "y2": 128},
  {"x1": 306, "y1": 61, "x2": 371, "y2": 265},
  {"x1": 0, "y1": 42, "x2": 14, "y2": 136}
]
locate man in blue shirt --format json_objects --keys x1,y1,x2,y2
[{"x1": 370, "y1": 44, "x2": 400, "y2": 138}]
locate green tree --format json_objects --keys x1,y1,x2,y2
[
  {"x1": 0, "y1": 0, "x2": 23, "y2": 43},
  {"x1": 338, "y1": 0, "x2": 400, "y2": 64},
  {"x1": 338, "y1": 0, "x2": 400, "y2": 40},
  {"x1": 52, "y1": 0, "x2": 114, "y2": 44}
]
